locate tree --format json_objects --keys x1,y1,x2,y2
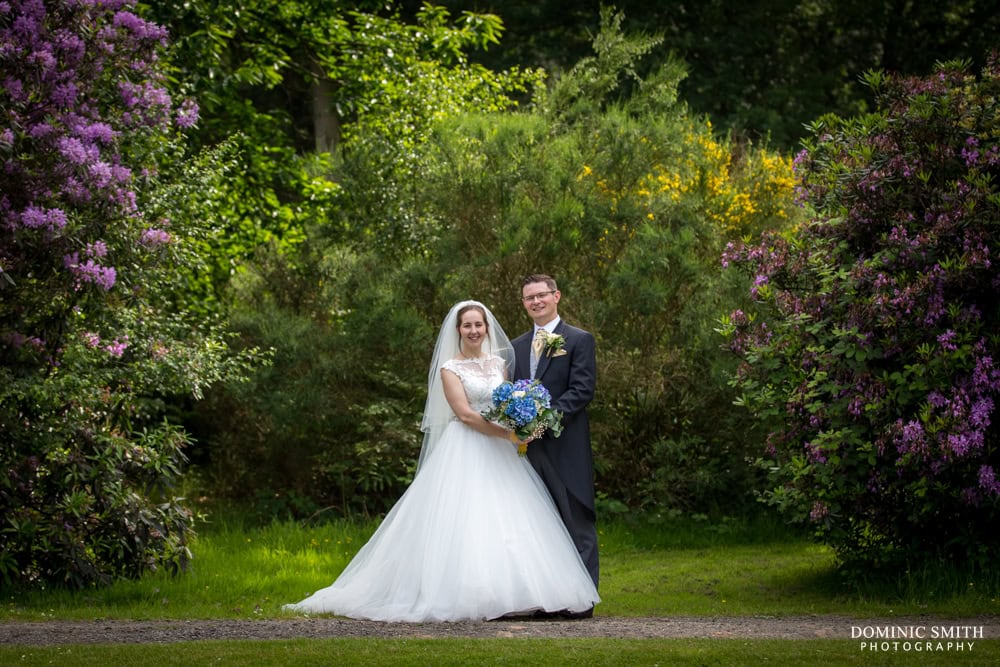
[
  {"x1": 140, "y1": 1, "x2": 532, "y2": 310},
  {"x1": 0, "y1": 0, "x2": 260, "y2": 588},
  {"x1": 411, "y1": 8, "x2": 800, "y2": 513},
  {"x1": 209, "y1": 7, "x2": 797, "y2": 516},
  {"x1": 181, "y1": 3, "x2": 541, "y2": 514},
  {"x1": 720, "y1": 57, "x2": 1000, "y2": 572},
  {"x1": 418, "y1": 1, "x2": 1000, "y2": 149}
]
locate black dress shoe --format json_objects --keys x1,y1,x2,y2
[
  {"x1": 531, "y1": 609, "x2": 563, "y2": 620},
  {"x1": 560, "y1": 607, "x2": 594, "y2": 620},
  {"x1": 492, "y1": 612, "x2": 535, "y2": 621}
]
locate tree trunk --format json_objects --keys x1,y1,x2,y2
[{"x1": 311, "y1": 67, "x2": 340, "y2": 154}]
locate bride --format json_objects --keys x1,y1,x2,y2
[{"x1": 284, "y1": 300, "x2": 599, "y2": 621}]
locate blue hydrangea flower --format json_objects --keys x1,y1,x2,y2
[{"x1": 492, "y1": 382, "x2": 514, "y2": 403}]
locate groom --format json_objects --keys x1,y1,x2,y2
[{"x1": 513, "y1": 274, "x2": 599, "y2": 605}]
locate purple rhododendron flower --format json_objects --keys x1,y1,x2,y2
[
  {"x1": 946, "y1": 432, "x2": 972, "y2": 457},
  {"x1": 937, "y1": 330, "x2": 957, "y2": 351},
  {"x1": 113, "y1": 11, "x2": 168, "y2": 43},
  {"x1": 88, "y1": 161, "x2": 113, "y2": 188},
  {"x1": 65, "y1": 254, "x2": 117, "y2": 290},
  {"x1": 86, "y1": 240, "x2": 108, "y2": 257},
  {"x1": 20, "y1": 206, "x2": 47, "y2": 228},
  {"x1": 139, "y1": 228, "x2": 171, "y2": 246},
  {"x1": 979, "y1": 466, "x2": 1000, "y2": 496},
  {"x1": 175, "y1": 98, "x2": 199, "y2": 128},
  {"x1": 804, "y1": 442, "x2": 826, "y2": 464},
  {"x1": 81, "y1": 121, "x2": 115, "y2": 144},
  {"x1": 52, "y1": 81, "x2": 79, "y2": 105},
  {"x1": 969, "y1": 398, "x2": 993, "y2": 428},
  {"x1": 56, "y1": 136, "x2": 93, "y2": 164},
  {"x1": 104, "y1": 337, "x2": 128, "y2": 357},
  {"x1": 28, "y1": 123, "x2": 55, "y2": 139},
  {"x1": 46, "y1": 208, "x2": 67, "y2": 229}
]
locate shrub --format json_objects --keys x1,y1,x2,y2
[
  {"x1": 190, "y1": 8, "x2": 799, "y2": 518},
  {"x1": 185, "y1": 7, "x2": 540, "y2": 516},
  {"x1": 0, "y1": 0, "x2": 260, "y2": 588},
  {"x1": 720, "y1": 57, "x2": 1000, "y2": 572},
  {"x1": 414, "y1": 11, "x2": 799, "y2": 514},
  {"x1": 192, "y1": 248, "x2": 427, "y2": 517}
]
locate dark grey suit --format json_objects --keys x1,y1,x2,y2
[{"x1": 513, "y1": 320, "x2": 599, "y2": 588}]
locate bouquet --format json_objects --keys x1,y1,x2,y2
[{"x1": 482, "y1": 379, "x2": 564, "y2": 456}]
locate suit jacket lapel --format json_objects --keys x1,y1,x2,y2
[
  {"x1": 515, "y1": 335, "x2": 531, "y2": 379},
  {"x1": 534, "y1": 321, "x2": 565, "y2": 380}
]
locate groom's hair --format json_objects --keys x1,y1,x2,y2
[{"x1": 521, "y1": 274, "x2": 558, "y2": 291}]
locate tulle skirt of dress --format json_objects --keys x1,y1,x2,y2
[{"x1": 284, "y1": 421, "x2": 600, "y2": 622}]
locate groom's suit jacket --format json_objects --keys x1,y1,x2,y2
[{"x1": 513, "y1": 320, "x2": 597, "y2": 512}]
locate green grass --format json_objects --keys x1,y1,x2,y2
[
  {"x1": 3, "y1": 512, "x2": 998, "y2": 621},
  {"x1": 597, "y1": 516, "x2": 1000, "y2": 618},
  {"x1": 3, "y1": 515, "x2": 368, "y2": 621},
  {"x1": 2, "y1": 638, "x2": 999, "y2": 666},
  {"x1": 3, "y1": 513, "x2": 998, "y2": 665}
]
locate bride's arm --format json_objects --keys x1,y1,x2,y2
[{"x1": 441, "y1": 367, "x2": 518, "y2": 442}]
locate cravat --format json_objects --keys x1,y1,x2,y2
[{"x1": 530, "y1": 329, "x2": 546, "y2": 378}]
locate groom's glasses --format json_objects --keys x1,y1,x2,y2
[{"x1": 521, "y1": 290, "x2": 556, "y2": 303}]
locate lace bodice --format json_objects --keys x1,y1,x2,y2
[{"x1": 441, "y1": 355, "x2": 506, "y2": 413}]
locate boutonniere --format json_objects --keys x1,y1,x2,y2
[{"x1": 541, "y1": 331, "x2": 567, "y2": 357}]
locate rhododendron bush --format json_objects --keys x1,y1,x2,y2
[
  {"x1": 720, "y1": 58, "x2": 1000, "y2": 571},
  {"x1": 1, "y1": 0, "x2": 258, "y2": 587}
]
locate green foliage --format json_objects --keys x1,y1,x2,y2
[
  {"x1": 146, "y1": 1, "x2": 540, "y2": 311},
  {"x1": 190, "y1": 8, "x2": 802, "y2": 517},
  {"x1": 1, "y1": 373, "x2": 195, "y2": 587},
  {"x1": 407, "y1": 13, "x2": 799, "y2": 513},
  {"x1": 182, "y1": 6, "x2": 544, "y2": 515},
  {"x1": 456, "y1": 1, "x2": 1000, "y2": 150},
  {"x1": 192, "y1": 247, "x2": 431, "y2": 516},
  {"x1": 541, "y1": 6, "x2": 677, "y2": 125}
]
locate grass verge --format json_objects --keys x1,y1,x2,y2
[
  {"x1": 2, "y1": 638, "x2": 999, "y2": 666},
  {"x1": 2, "y1": 512, "x2": 998, "y2": 621}
]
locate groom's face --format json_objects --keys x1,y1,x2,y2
[{"x1": 521, "y1": 281, "x2": 560, "y2": 326}]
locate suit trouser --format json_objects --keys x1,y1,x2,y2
[{"x1": 534, "y1": 458, "x2": 600, "y2": 590}]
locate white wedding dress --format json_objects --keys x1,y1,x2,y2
[{"x1": 284, "y1": 355, "x2": 599, "y2": 621}]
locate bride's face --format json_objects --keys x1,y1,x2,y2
[{"x1": 458, "y1": 310, "x2": 488, "y2": 353}]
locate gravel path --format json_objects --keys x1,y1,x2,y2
[{"x1": 2, "y1": 615, "x2": 998, "y2": 645}]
